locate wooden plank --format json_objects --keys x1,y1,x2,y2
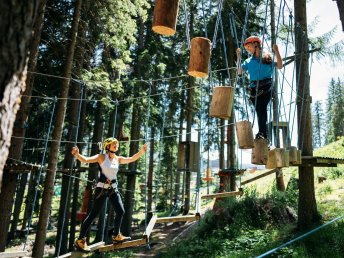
[
  {"x1": 241, "y1": 169, "x2": 278, "y2": 185},
  {"x1": 58, "y1": 241, "x2": 104, "y2": 257},
  {"x1": 144, "y1": 215, "x2": 157, "y2": 238},
  {"x1": 201, "y1": 190, "x2": 243, "y2": 200},
  {"x1": 156, "y1": 214, "x2": 200, "y2": 223},
  {"x1": 0, "y1": 251, "x2": 27, "y2": 258},
  {"x1": 98, "y1": 238, "x2": 147, "y2": 252}
]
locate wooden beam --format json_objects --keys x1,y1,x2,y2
[
  {"x1": 58, "y1": 242, "x2": 105, "y2": 257},
  {"x1": 144, "y1": 215, "x2": 157, "y2": 238},
  {"x1": 241, "y1": 169, "x2": 278, "y2": 185},
  {"x1": 98, "y1": 238, "x2": 147, "y2": 252},
  {"x1": 0, "y1": 251, "x2": 27, "y2": 258},
  {"x1": 297, "y1": 156, "x2": 344, "y2": 167},
  {"x1": 201, "y1": 190, "x2": 243, "y2": 200},
  {"x1": 156, "y1": 214, "x2": 200, "y2": 223}
]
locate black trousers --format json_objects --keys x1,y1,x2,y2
[
  {"x1": 78, "y1": 187, "x2": 125, "y2": 239},
  {"x1": 250, "y1": 89, "x2": 272, "y2": 138}
]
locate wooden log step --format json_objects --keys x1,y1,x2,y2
[
  {"x1": 241, "y1": 168, "x2": 278, "y2": 185},
  {"x1": 0, "y1": 251, "x2": 28, "y2": 258},
  {"x1": 58, "y1": 242, "x2": 105, "y2": 257},
  {"x1": 156, "y1": 214, "x2": 201, "y2": 223},
  {"x1": 98, "y1": 238, "x2": 148, "y2": 252},
  {"x1": 201, "y1": 190, "x2": 243, "y2": 200}
]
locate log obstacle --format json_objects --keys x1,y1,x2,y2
[
  {"x1": 188, "y1": 37, "x2": 211, "y2": 78},
  {"x1": 152, "y1": 0, "x2": 179, "y2": 36}
]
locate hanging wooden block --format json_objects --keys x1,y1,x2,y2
[
  {"x1": 152, "y1": 0, "x2": 179, "y2": 36},
  {"x1": 236, "y1": 120, "x2": 254, "y2": 149},
  {"x1": 284, "y1": 150, "x2": 290, "y2": 168},
  {"x1": 202, "y1": 167, "x2": 214, "y2": 181},
  {"x1": 294, "y1": 149, "x2": 302, "y2": 165},
  {"x1": 289, "y1": 146, "x2": 298, "y2": 164},
  {"x1": 251, "y1": 138, "x2": 268, "y2": 165},
  {"x1": 209, "y1": 86, "x2": 234, "y2": 119},
  {"x1": 188, "y1": 37, "x2": 211, "y2": 78},
  {"x1": 275, "y1": 148, "x2": 287, "y2": 168},
  {"x1": 177, "y1": 141, "x2": 200, "y2": 172},
  {"x1": 177, "y1": 143, "x2": 186, "y2": 169},
  {"x1": 266, "y1": 149, "x2": 277, "y2": 169}
]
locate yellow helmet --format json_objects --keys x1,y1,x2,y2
[{"x1": 103, "y1": 137, "x2": 118, "y2": 150}]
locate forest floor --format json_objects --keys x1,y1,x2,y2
[{"x1": 131, "y1": 219, "x2": 199, "y2": 257}]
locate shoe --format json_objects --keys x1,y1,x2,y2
[
  {"x1": 74, "y1": 238, "x2": 91, "y2": 252},
  {"x1": 112, "y1": 233, "x2": 131, "y2": 243},
  {"x1": 255, "y1": 133, "x2": 265, "y2": 139}
]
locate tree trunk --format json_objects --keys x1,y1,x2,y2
[
  {"x1": 0, "y1": 172, "x2": 17, "y2": 251},
  {"x1": 33, "y1": 0, "x2": 82, "y2": 256},
  {"x1": 21, "y1": 171, "x2": 38, "y2": 231},
  {"x1": 0, "y1": 1, "x2": 42, "y2": 192},
  {"x1": 270, "y1": 0, "x2": 286, "y2": 191},
  {"x1": 9, "y1": 173, "x2": 28, "y2": 239},
  {"x1": 56, "y1": 2, "x2": 88, "y2": 252},
  {"x1": 294, "y1": 0, "x2": 319, "y2": 230},
  {"x1": 0, "y1": 0, "x2": 41, "y2": 251}
]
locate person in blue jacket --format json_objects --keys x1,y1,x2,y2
[
  {"x1": 71, "y1": 137, "x2": 147, "y2": 252},
  {"x1": 236, "y1": 36, "x2": 283, "y2": 140}
]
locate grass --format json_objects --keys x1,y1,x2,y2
[{"x1": 155, "y1": 138, "x2": 344, "y2": 258}]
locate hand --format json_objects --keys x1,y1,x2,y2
[
  {"x1": 236, "y1": 48, "x2": 241, "y2": 57},
  {"x1": 71, "y1": 146, "x2": 79, "y2": 157},
  {"x1": 272, "y1": 44, "x2": 279, "y2": 52},
  {"x1": 141, "y1": 143, "x2": 148, "y2": 153}
]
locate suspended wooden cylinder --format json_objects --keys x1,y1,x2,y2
[
  {"x1": 152, "y1": 0, "x2": 179, "y2": 36},
  {"x1": 236, "y1": 120, "x2": 254, "y2": 149},
  {"x1": 209, "y1": 86, "x2": 234, "y2": 119},
  {"x1": 177, "y1": 141, "x2": 200, "y2": 172},
  {"x1": 188, "y1": 37, "x2": 211, "y2": 78},
  {"x1": 251, "y1": 138, "x2": 268, "y2": 165},
  {"x1": 289, "y1": 146, "x2": 298, "y2": 164},
  {"x1": 284, "y1": 150, "x2": 290, "y2": 168},
  {"x1": 202, "y1": 167, "x2": 214, "y2": 181},
  {"x1": 275, "y1": 148, "x2": 288, "y2": 168},
  {"x1": 293, "y1": 149, "x2": 302, "y2": 165},
  {"x1": 266, "y1": 149, "x2": 277, "y2": 169}
]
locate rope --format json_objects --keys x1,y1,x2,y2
[
  {"x1": 143, "y1": 82, "x2": 152, "y2": 230},
  {"x1": 23, "y1": 97, "x2": 57, "y2": 251},
  {"x1": 212, "y1": 0, "x2": 224, "y2": 49},
  {"x1": 275, "y1": 9, "x2": 292, "y2": 147},
  {"x1": 195, "y1": 80, "x2": 205, "y2": 214},
  {"x1": 182, "y1": 0, "x2": 191, "y2": 49},
  {"x1": 257, "y1": 214, "x2": 344, "y2": 258},
  {"x1": 56, "y1": 82, "x2": 84, "y2": 257},
  {"x1": 154, "y1": 85, "x2": 167, "y2": 210}
]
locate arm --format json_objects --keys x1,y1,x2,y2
[
  {"x1": 273, "y1": 44, "x2": 283, "y2": 69},
  {"x1": 236, "y1": 48, "x2": 243, "y2": 75},
  {"x1": 118, "y1": 143, "x2": 148, "y2": 165},
  {"x1": 71, "y1": 146, "x2": 102, "y2": 163}
]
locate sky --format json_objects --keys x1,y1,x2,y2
[{"x1": 305, "y1": 0, "x2": 344, "y2": 102}]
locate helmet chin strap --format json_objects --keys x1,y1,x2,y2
[{"x1": 108, "y1": 150, "x2": 116, "y2": 153}]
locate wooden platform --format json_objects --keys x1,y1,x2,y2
[
  {"x1": 0, "y1": 251, "x2": 27, "y2": 258},
  {"x1": 98, "y1": 215, "x2": 157, "y2": 252},
  {"x1": 58, "y1": 241, "x2": 105, "y2": 257},
  {"x1": 98, "y1": 238, "x2": 148, "y2": 252},
  {"x1": 201, "y1": 190, "x2": 243, "y2": 200},
  {"x1": 241, "y1": 169, "x2": 278, "y2": 185},
  {"x1": 297, "y1": 156, "x2": 344, "y2": 167},
  {"x1": 156, "y1": 213, "x2": 200, "y2": 223}
]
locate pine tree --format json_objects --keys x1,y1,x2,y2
[
  {"x1": 312, "y1": 100, "x2": 324, "y2": 148},
  {"x1": 326, "y1": 78, "x2": 344, "y2": 143}
]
